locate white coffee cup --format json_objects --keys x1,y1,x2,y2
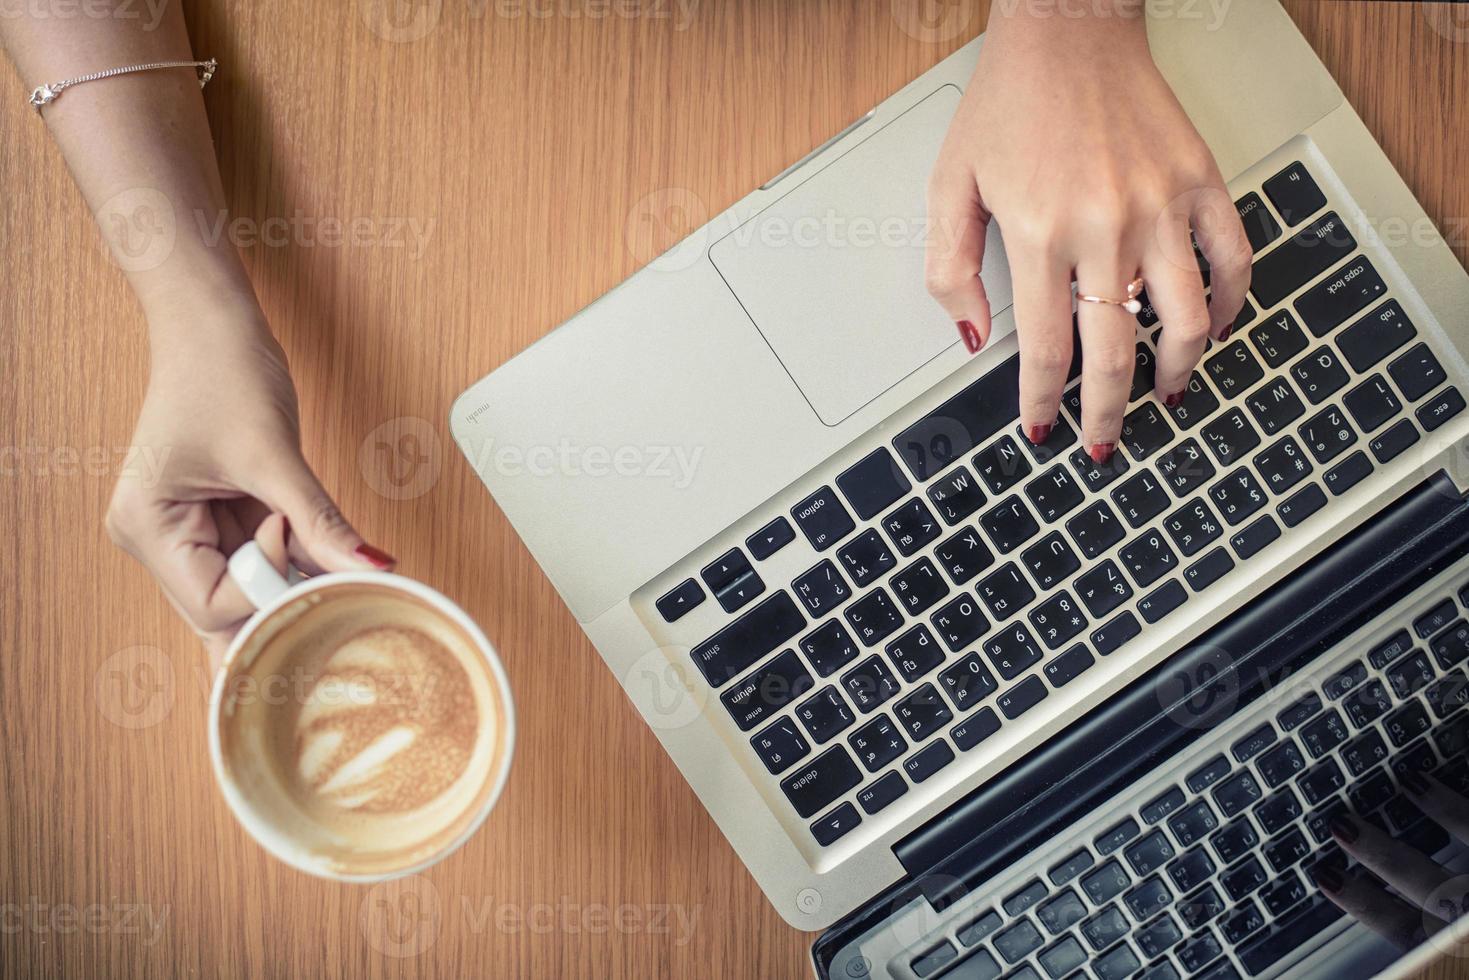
[{"x1": 208, "y1": 541, "x2": 515, "y2": 882}]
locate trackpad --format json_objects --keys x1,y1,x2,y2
[{"x1": 709, "y1": 84, "x2": 1013, "y2": 426}]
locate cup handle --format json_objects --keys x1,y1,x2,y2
[{"x1": 227, "y1": 540, "x2": 306, "y2": 609}]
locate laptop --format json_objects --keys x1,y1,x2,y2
[{"x1": 450, "y1": 0, "x2": 1469, "y2": 975}]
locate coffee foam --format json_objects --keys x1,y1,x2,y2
[{"x1": 216, "y1": 582, "x2": 509, "y2": 877}]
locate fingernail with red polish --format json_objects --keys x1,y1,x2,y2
[
  {"x1": 1312, "y1": 865, "x2": 1343, "y2": 893},
  {"x1": 1164, "y1": 390, "x2": 1186, "y2": 408},
  {"x1": 1330, "y1": 815, "x2": 1359, "y2": 844},
  {"x1": 1025, "y1": 423, "x2": 1053, "y2": 446},
  {"x1": 355, "y1": 543, "x2": 397, "y2": 569},
  {"x1": 1401, "y1": 771, "x2": 1430, "y2": 796},
  {"x1": 1088, "y1": 443, "x2": 1116, "y2": 465},
  {"x1": 1218, "y1": 325, "x2": 1233, "y2": 343},
  {"x1": 956, "y1": 320, "x2": 983, "y2": 355}
]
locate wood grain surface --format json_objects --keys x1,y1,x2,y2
[{"x1": 2, "y1": 1, "x2": 1467, "y2": 977}]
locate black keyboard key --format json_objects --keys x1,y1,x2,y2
[
  {"x1": 1231, "y1": 723, "x2": 1277, "y2": 762},
  {"x1": 1020, "y1": 416, "x2": 1078, "y2": 464},
  {"x1": 1044, "y1": 643, "x2": 1095, "y2": 688},
  {"x1": 911, "y1": 941, "x2": 959, "y2": 979},
  {"x1": 722, "y1": 650, "x2": 816, "y2": 731},
  {"x1": 792, "y1": 560, "x2": 851, "y2": 617},
  {"x1": 1049, "y1": 851, "x2": 1096, "y2": 888},
  {"x1": 1127, "y1": 875, "x2": 1174, "y2": 920},
  {"x1": 1343, "y1": 679, "x2": 1392, "y2": 729},
  {"x1": 1299, "y1": 404, "x2": 1357, "y2": 464},
  {"x1": 1130, "y1": 344, "x2": 1160, "y2": 401},
  {"x1": 928, "y1": 466, "x2": 988, "y2": 526},
  {"x1": 1142, "y1": 786, "x2": 1187, "y2": 825},
  {"x1": 1066, "y1": 500, "x2": 1126, "y2": 560},
  {"x1": 1075, "y1": 560, "x2": 1133, "y2": 619},
  {"x1": 1294, "y1": 255, "x2": 1388, "y2": 338},
  {"x1": 1136, "y1": 913, "x2": 1184, "y2": 960},
  {"x1": 1258, "y1": 742, "x2": 1306, "y2": 788},
  {"x1": 1389, "y1": 342, "x2": 1447, "y2": 402},
  {"x1": 1341, "y1": 730, "x2": 1389, "y2": 778},
  {"x1": 972, "y1": 434, "x2": 1032, "y2": 495},
  {"x1": 1092, "y1": 942, "x2": 1141, "y2": 980},
  {"x1": 1096, "y1": 819, "x2": 1142, "y2": 857},
  {"x1": 842, "y1": 655, "x2": 902, "y2": 712},
  {"x1": 1250, "y1": 309, "x2": 1310, "y2": 369},
  {"x1": 1252, "y1": 212, "x2": 1356, "y2": 308},
  {"x1": 931, "y1": 593, "x2": 989, "y2": 652},
  {"x1": 894, "y1": 683, "x2": 953, "y2": 741},
  {"x1": 1297, "y1": 759, "x2": 1345, "y2": 806},
  {"x1": 1121, "y1": 403, "x2": 1176, "y2": 461},
  {"x1": 1255, "y1": 436, "x2": 1314, "y2": 495},
  {"x1": 1414, "y1": 599, "x2": 1457, "y2": 639},
  {"x1": 1210, "y1": 469, "x2": 1268, "y2": 527},
  {"x1": 1349, "y1": 768, "x2": 1396, "y2": 814},
  {"x1": 1125, "y1": 829, "x2": 1176, "y2": 876},
  {"x1": 1370, "y1": 417, "x2": 1420, "y2": 464},
  {"x1": 750, "y1": 718, "x2": 811, "y2": 774},
  {"x1": 1091, "y1": 610, "x2": 1141, "y2": 656},
  {"x1": 1255, "y1": 789, "x2": 1304, "y2": 836},
  {"x1": 889, "y1": 557, "x2": 948, "y2": 616},
  {"x1": 994, "y1": 919, "x2": 1044, "y2": 964},
  {"x1": 1081, "y1": 905, "x2": 1131, "y2": 951},
  {"x1": 931, "y1": 527, "x2": 992, "y2": 587},
  {"x1": 885, "y1": 624, "x2": 946, "y2": 683},
  {"x1": 1165, "y1": 498, "x2": 1224, "y2": 557},
  {"x1": 1230, "y1": 515, "x2": 1280, "y2": 560},
  {"x1": 656, "y1": 578, "x2": 705, "y2": 623},
  {"x1": 1021, "y1": 532, "x2": 1081, "y2": 592},
  {"x1": 1082, "y1": 863, "x2": 1132, "y2": 908},
  {"x1": 1277, "y1": 692, "x2": 1323, "y2": 731},
  {"x1": 1214, "y1": 771, "x2": 1264, "y2": 818},
  {"x1": 836, "y1": 529, "x2": 897, "y2": 590},
  {"x1": 1157, "y1": 439, "x2": 1216, "y2": 496},
  {"x1": 1112, "y1": 470, "x2": 1172, "y2": 528},
  {"x1": 1290, "y1": 347, "x2": 1349, "y2": 406},
  {"x1": 1003, "y1": 879, "x2": 1049, "y2": 918},
  {"x1": 939, "y1": 652, "x2": 999, "y2": 713},
  {"x1": 977, "y1": 563, "x2": 1036, "y2": 621},
  {"x1": 1222, "y1": 858, "x2": 1270, "y2": 903},
  {"x1": 1417, "y1": 386, "x2": 1465, "y2": 431},
  {"x1": 1324, "y1": 451, "x2": 1372, "y2": 496},
  {"x1": 811, "y1": 801, "x2": 861, "y2": 846},
  {"x1": 780, "y1": 745, "x2": 862, "y2": 818},
  {"x1": 1165, "y1": 373, "x2": 1221, "y2": 431},
  {"x1": 837, "y1": 448, "x2": 912, "y2": 522},
  {"x1": 1176, "y1": 927, "x2": 1224, "y2": 971},
  {"x1": 1236, "y1": 191, "x2": 1283, "y2": 251},
  {"x1": 1263, "y1": 161, "x2": 1326, "y2": 226},
  {"x1": 1261, "y1": 869, "x2": 1311, "y2": 917},
  {"x1": 702, "y1": 549, "x2": 765, "y2": 613},
  {"x1": 1024, "y1": 466, "x2": 1086, "y2": 523},
  {"x1": 957, "y1": 910, "x2": 1003, "y2": 947},
  {"x1": 1121, "y1": 530, "x2": 1180, "y2": 587},
  {"x1": 856, "y1": 771, "x2": 907, "y2": 815},
  {"x1": 952, "y1": 706, "x2": 1002, "y2": 751},
  {"x1": 1037, "y1": 890, "x2": 1088, "y2": 938},
  {"x1": 1211, "y1": 817, "x2": 1260, "y2": 864},
  {"x1": 691, "y1": 591, "x2": 806, "y2": 686},
  {"x1": 1037, "y1": 937, "x2": 1086, "y2": 979},
  {"x1": 795, "y1": 685, "x2": 857, "y2": 743},
  {"x1": 1277, "y1": 483, "x2": 1327, "y2": 528},
  {"x1": 1387, "y1": 650, "x2": 1435, "y2": 699},
  {"x1": 747, "y1": 516, "x2": 795, "y2": 561},
  {"x1": 1238, "y1": 896, "x2": 1344, "y2": 976},
  {"x1": 883, "y1": 498, "x2": 941, "y2": 557},
  {"x1": 847, "y1": 714, "x2": 907, "y2": 773},
  {"x1": 979, "y1": 495, "x2": 1041, "y2": 554},
  {"x1": 1069, "y1": 445, "x2": 1131, "y2": 493},
  {"x1": 1029, "y1": 590, "x2": 1087, "y2": 650},
  {"x1": 1186, "y1": 548, "x2": 1235, "y2": 592},
  {"x1": 1221, "y1": 900, "x2": 1266, "y2": 945},
  {"x1": 1203, "y1": 408, "x2": 1263, "y2": 470},
  {"x1": 997, "y1": 675, "x2": 1048, "y2": 719},
  {"x1": 1432, "y1": 620, "x2": 1469, "y2": 669},
  {"x1": 1139, "y1": 580, "x2": 1188, "y2": 623},
  {"x1": 800, "y1": 620, "x2": 860, "y2": 678},
  {"x1": 1246, "y1": 379, "x2": 1307, "y2": 441},
  {"x1": 1188, "y1": 756, "x2": 1233, "y2": 794},
  {"x1": 1344, "y1": 374, "x2": 1403, "y2": 434},
  {"x1": 844, "y1": 587, "x2": 905, "y2": 647},
  {"x1": 792, "y1": 486, "x2": 855, "y2": 552},
  {"x1": 1300, "y1": 709, "x2": 1349, "y2": 758},
  {"x1": 894, "y1": 354, "x2": 1022, "y2": 481},
  {"x1": 904, "y1": 738, "x2": 955, "y2": 783},
  {"x1": 1339, "y1": 299, "x2": 1416, "y2": 371},
  {"x1": 1178, "y1": 886, "x2": 1226, "y2": 932},
  {"x1": 1206, "y1": 341, "x2": 1265, "y2": 399},
  {"x1": 1168, "y1": 847, "x2": 1217, "y2": 893}
]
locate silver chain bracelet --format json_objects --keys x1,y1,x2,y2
[{"x1": 29, "y1": 58, "x2": 217, "y2": 114}]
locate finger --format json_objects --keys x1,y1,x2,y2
[
  {"x1": 1403, "y1": 772, "x2": 1469, "y2": 842},
  {"x1": 1316, "y1": 866, "x2": 1447, "y2": 951},
  {"x1": 1009, "y1": 248, "x2": 1074, "y2": 442},
  {"x1": 251, "y1": 451, "x2": 393, "y2": 573},
  {"x1": 925, "y1": 164, "x2": 993, "y2": 354},
  {"x1": 1147, "y1": 219, "x2": 1212, "y2": 404},
  {"x1": 1332, "y1": 813, "x2": 1455, "y2": 909},
  {"x1": 1189, "y1": 184, "x2": 1253, "y2": 339},
  {"x1": 1075, "y1": 256, "x2": 1143, "y2": 461}
]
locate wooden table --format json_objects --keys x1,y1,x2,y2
[{"x1": 3, "y1": 2, "x2": 1466, "y2": 976}]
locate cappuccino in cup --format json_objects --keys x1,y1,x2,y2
[{"x1": 210, "y1": 544, "x2": 513, "y2": 880}]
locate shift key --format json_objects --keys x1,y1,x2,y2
[
  {"x1": 690, "y1": 592, "x2": 805, "y2": 687},
  {"x1": 1252, "y1": 212, "x2": 1356, "y2": 308}
]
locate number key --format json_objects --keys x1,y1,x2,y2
[
  {"x1": 1298, "y1": 405, "x2": 1358, "y2": 464},
  {"x1": 1120, "y1": 531, "x2": 1179, "y2": 587},
  {"x1": 1344, "y1": 373, "x2": 1403, "y2": 433},
  {"x1": 1209, "y1": 469, "x2": 1268, "y2": 526},
  {"x1": 1254, "y1": 436, "x2": 1314, "y2": 495},
  {"x1": 1164, "y1": 498, "x2": 1223, "y2": 557}
]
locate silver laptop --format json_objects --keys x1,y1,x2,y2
[{"x1": 451, "y1": 0, "x2": 1469, "y2": 975}]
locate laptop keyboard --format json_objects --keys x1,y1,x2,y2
[
  {"x1": 648, "y1": 158, "x2": 1465, "y2": 852},
  {"x1": 894, "y1": 578, "x2": 1469, "y2": 980}
]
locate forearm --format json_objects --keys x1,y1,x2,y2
[
  {"x1": 986, "y1": 0, "x2": 1149, "y2": 50},
  {"x1": 2, "y1": 0, "x2": 264, "y2": 357}
]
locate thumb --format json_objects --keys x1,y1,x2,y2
[
  {"x1": 257, "y1": 450, "x2": 395, "y2": 573},
  {"x1": 926, "y1": 163, "x2": 993, "y2": 354}
]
